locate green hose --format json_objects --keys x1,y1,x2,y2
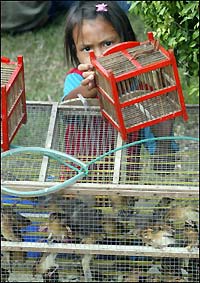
[{"x1": 1, "y1": 136, "x2": 199, "y2": 197}]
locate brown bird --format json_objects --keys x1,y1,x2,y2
[
  {"x1": 47, "y1": 212, "x2": 72, "y2": 243},
  {"x1": 1, "y1": 207, "x2": 22, "y2": 242},
  {"x1": 101, "y1": 214, "x2": 126, "y2": 236},
  {"x1": 1, "y1": 206, "x2": 29, "y2": 272},
  {"x1": 165, "y1": 205, "x2": 199, "y2": 226},
  {"x1": 32, "y1": 252, "x2": 59, "y2": 280},
  {"x1": 110, "y1": 196, "x2": 138, "y2": 220},
  {"x1": 152, "y1": 197, "x2": 174, "y2": 223},
  {"x1": 183, "y1": 221, "x2": 199, "y2": 251},
  {"x1": 3, "y1": 205, "x2": 31, "y2": 228},
  {"x1": 140, "y1": 226, "x2": 176, "y2": 248}
]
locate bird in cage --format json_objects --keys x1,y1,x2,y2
[
  {"x1": 140, "y1": 225, "x2": 176, "y2": 249},
  {"x1": 1, "y1": 205, "x2": 31, "y2": 242},
  {"x1": 32, "y1": 252, "x2": 59, "y2": 281},
  {"x1": 1, "y1": 206, "x2": 28, "y2": 272},
  {"x1": 183, "y1": 221, "x2": 199, "y2": 251},
  {"x1": 164, "y1": 205, "x2": 199, "y2": 228},
  {"x1": 1, "y1": 211, "x2": 21, "y2": 242},
  {"x1": 62, "y1": 198, "x2": 104, "y2": 239},
  {"x1": 48, "y1": 212, "x2": 73, "y2": 242},
  {"x1": 39, "y1": 212, "x2": 72, "y2": 243},
  {"x1": 151, "y1": 197, "x2": 175, "y2": 224},
  {"x1": 100, "y1": 214, "x2": 126, "y2": 237},
  {"x1": 59, "y1": 197, "x2": 105, "y2": 282},
  {"x1": 110, "y1": 195, "x2": 139, "y2": 220},
  {"x1": 38, "y1": 194, "x2": 67, "y2": 214}
]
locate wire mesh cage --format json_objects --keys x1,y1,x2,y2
[
  {"x1": 90, "y1": 32, "x2": 188, "y2": 141},
  {"x1": 1, "y1": 101, "x2": 199, "y2": 282},
  {"x1": 1, "y1": 55, "x2": 27, "y2": 152},
  {"x1": 1, "y1": 193, "x2": 199, "y2": 282},
  {"x1": 1, "y1": 101, "x2": 198, "y2": 186}
]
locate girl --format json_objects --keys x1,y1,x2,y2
[
  {"x1": 60, "y1": 1, "x2": 177, "y2": 182},
  {"x1": 60, "y1": 1, "x2": 141, "y2": 182},
  {"x1": 62, "y1": 1, "x2": 137, "y2": 101}
]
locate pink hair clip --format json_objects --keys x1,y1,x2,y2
[{"x1": 96, "y1": 3, "x2": 108, "y2": 12}]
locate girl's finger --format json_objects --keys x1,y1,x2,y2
[
  {"x1": 82, "y1": 71, "x2": 94, "y2": 79},
  {"x1": 78, "y1": 63, "x2": 93, "y2": 71}
]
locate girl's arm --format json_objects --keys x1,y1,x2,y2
[{"x1": 63, "y1": 84, "x2": 97, "y2": 101}]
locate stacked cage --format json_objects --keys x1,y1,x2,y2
[
  {"x1": 90, "y1": 32, "x2": 188, "y2": 140},
  {"x1": 1, "y1": 56, "x2": 27, "y2": 151},
  {"x1": 1, "y1": 101, "x2": 199, "y2": 282}
]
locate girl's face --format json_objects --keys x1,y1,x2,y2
[{"x1": 73, "y1": 17, "x2": 121, "y2": 64}]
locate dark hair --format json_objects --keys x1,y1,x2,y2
[{"x1": 64, "y1": 1, "x2": 136, "y2": 67}]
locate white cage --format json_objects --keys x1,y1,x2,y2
[{"x1": 1, "y1": 101, "x2": 199, "y2": 282}]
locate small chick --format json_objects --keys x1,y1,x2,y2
[
  {"x1": 140, "y1": 226, "x2": 176, "y2": 248},
  {"x1": 47, "y1": 212, "x2": 72, "y2": 243}
]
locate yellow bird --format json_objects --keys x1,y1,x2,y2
[
  {"x1": 165, "y1": 205, "x2": 199, "y2": 226},
  {"x1": 47, "y1": 212, "x2": 72, "y2": 243}
]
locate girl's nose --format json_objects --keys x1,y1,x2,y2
[{"x1": 94, "y1": 47, "x2": 103, "y2": 58}]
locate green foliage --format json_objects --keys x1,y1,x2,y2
[{"x1": 129, "y1": 1, "x2": 199, "y2": 103}]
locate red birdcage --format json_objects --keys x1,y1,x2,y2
[
  {"x1": 90, "y1": 32, "x2": 188, "y2": 141},
  {"x1": 1, "y1": 55, "x2": 27, "y2": 151}
]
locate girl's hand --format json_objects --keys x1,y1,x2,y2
[
  {"x1": 78, "y1": 63, "x2": 96, "y2": 90},
  {"x1": 62, "y1": 63, "x2": 97, "y2": 100}
]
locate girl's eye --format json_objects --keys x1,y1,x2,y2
[
  {"x1": 83, "y1": 46, "x2": 91, "y2": 52},
  {"x1": 104, "y1": 41, "x2": 113, "y2": 47}
]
